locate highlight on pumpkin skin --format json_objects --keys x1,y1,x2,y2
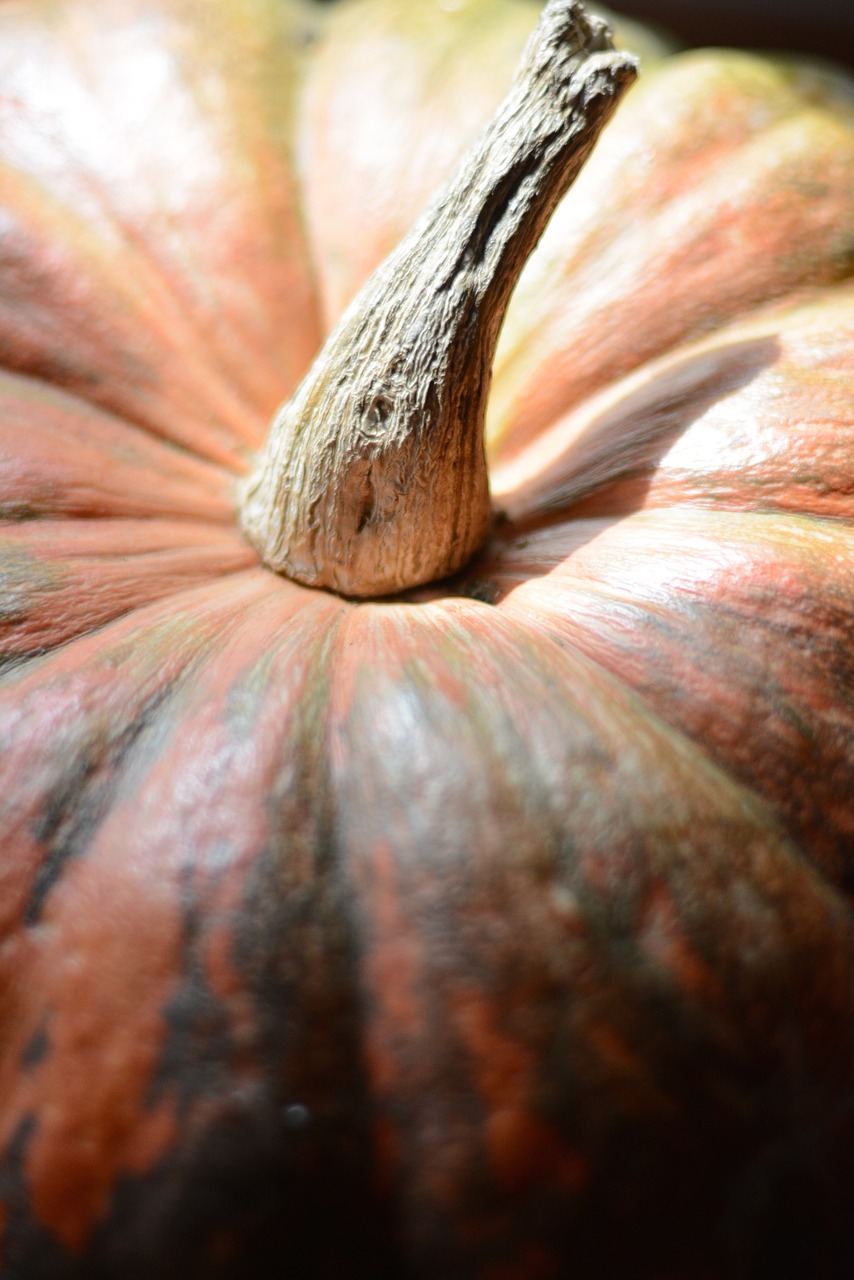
[
  {"x1": 487, "y1": 49, "x2": 854, "y2": 461},
  {"x1": 0, "y1": 0, "x2": 324, "y2": 461},
  {"x1": 491, "y1": 282, "x2": 854, "y2": 522},
  {"x1": 478, "y1": 502, "x2": 854, "y2": 884},
  {"x1": 240, "y1": 0, "x2": 638, "y2": 598}
]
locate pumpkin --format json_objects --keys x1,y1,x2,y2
[{"x1": 2, "y1": 0, "x2": 854, "y2": 1275}]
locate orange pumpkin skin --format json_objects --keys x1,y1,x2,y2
[{"x1": 2, "y1": 1, "x2": 854, "y2": 1277}]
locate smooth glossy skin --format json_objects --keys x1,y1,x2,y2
[{"x1": 2, "y1": 1, "x2": 854, "y2": 1277}]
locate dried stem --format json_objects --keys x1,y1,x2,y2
[{"x1": 240, "y1": 0, "x2": 637, "y2": 597}]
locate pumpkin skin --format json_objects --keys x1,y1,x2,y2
[{"x1": 2, "y1": 0, "x2": 854, "y2": 1276}]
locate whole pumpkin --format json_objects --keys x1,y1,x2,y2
[{"x1": 2, "y1": 0, "x2": 854, "y2": 1277}]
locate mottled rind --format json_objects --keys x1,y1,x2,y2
[{"x1": 1, "y1": 0, "x2": 854, "y2": 1277}]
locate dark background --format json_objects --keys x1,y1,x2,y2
[
  {"x1": 311, "y1": 1, "x2": 854, "y2": 69},
  {"x1": 605, "y1": 0, "x2": 854, "y2": 69}
]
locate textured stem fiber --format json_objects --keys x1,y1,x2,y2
[{"x1": 240, "y1": 0, "x2": 638, "y2": 597}]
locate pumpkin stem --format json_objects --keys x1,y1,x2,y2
[{"x1": 239, "y1": 0, "x2": 637, "y2": 597}]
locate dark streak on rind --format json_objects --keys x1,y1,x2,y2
[
  {"x1": 20, "y1": 1022, "x2": 50, "y2": 1070},
  {"x1": 0, "y1": 832, "x2": 400, "y2": 1278},
  {"x1": 146, "y1": 856, "x2": 236, "y2": 1119},
  {"x1": 0, "y1": 1116, "x2": 72, "y2": 1280},
  {"x1": 25, "y1": 679, "x2": 183, "y2": 926},
  {"x1": 10, "y1": 643, "x2": 403, "y2": 1278}
]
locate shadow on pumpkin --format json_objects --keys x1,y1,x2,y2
[
  {"x1": 446, "y1": 332, "x2": 779, "y2": 603},
  {"x1": 508, "y1": 333, "x2": 779, "y2": 526}
]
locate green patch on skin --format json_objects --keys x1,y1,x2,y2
[
  {"x1": 0, "y1": 542, "x2": 67, "y2": 625},
  {"x1": 0, "y1": 498, "x2": 56, "y2": 523}
]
